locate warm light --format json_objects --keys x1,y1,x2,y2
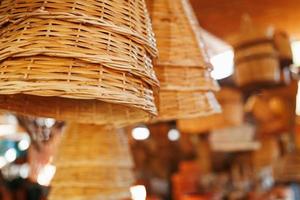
[
  {"x1": 0, "y1": 156, "x2": 7, "y2": 168},
  {"x1": 4, "y1": 148, "x2": 17, "y2": 163},
  {"x1": 132, "y1": 126, "x2": 150, "y2": 141},
  {"x1": 210, "y1": 50, "x2": 234, "y2": 80},
  {"x1": 130, "y1": 185, "x2": 147, "y2": 200},
  {"x1": 296, "y1": 81, "x2": 300, "y2": 116},
  {"x1": 18, "y1": 138, "x2": 30, "y2": 151},
  {"x1": 168, "y1": 128, "x2": 180, "y2": 141},
  {"x1": 45, "y1": 118, "x2": 56, "y2": 128},
  {"x1": 292, "y1": 40, "x2": 300, "y2": 66},
  {"x1": 0, "y1": 124, "x2": 17, "y2": 136},
  {"x1": 19, "y1": 164, "x2": 30, "y2": 179},
  {"x1": 37, "y1": 164, "x2": 56, "y2": 186}
]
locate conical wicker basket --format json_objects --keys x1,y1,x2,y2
[
  {"x1": 0, "y1": 0, "x2": 159, "y2": 126},
  {"x1": 0, "y1": 0, "x2": 157, "y2": 56},
  {"x1": 48, "y1": 123, "x2": 135, "y2": 200},
  {"x1": 177, "y1": 88, "x2": 243, "y2": 134},
  {"x1": 148, "y1": 0, "x2": 220, "y2": 121}
]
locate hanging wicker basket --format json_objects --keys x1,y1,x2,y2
[
  {"x1": 148, "y1": 0, "x2": 220, "y2": 121},
  {"x1": 0, "y1": 0, "x2": 157, "y2": 56},
  {"x1": 48, "y1": 123, "x2": 135, "y2": 200}
]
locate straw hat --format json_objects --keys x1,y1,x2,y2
[
  {"x1": 148, "y1": 0, "x2": 220, "y2": 121},
  {"x1": 48, "y1": 123, "x2": 135, "y2": 200}
]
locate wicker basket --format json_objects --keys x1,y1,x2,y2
[
  {"x1": 0, "y1": 0, "x2": 157, "y2": 56},
  {"x1": 0, "y1": 94, "x2": 152, "y2": 127},
  {"x1": 177, "y1": 88, "x2": 243, "y2": 134},
  {"x1": 148, "y1": 0, "x2": 220, "y2": 121},
  {"x1": 156, "y1": 91, "x2": 221, "y2": 121},
  {"x1": 0, "y1": 18, "x2": 158, "y2": 85},
  {"x1": 48, "y1": 123, "x2": 134, "y2": 200}
]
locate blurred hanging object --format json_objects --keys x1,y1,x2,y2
[
  {"x1": 230, "y1": 15, "x2": 292, "y2": 91},
  {"x1": 177, "y1": 87, "x2": 244, "y2": 134},
  {"x1": 148, "y1": 0, "x2": 221, "y2": 121},
  {"x1": 48, "y1": 123, "x2": 135, "y2": 200},
  {"x1": 0, "y1": 0, "x2": 159, "y2": 126}
]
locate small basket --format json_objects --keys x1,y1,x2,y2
[
  {"x1": 0, "y1": 0, "x2": 157, "y2": 56},
  {"x1": 49, "y1": 123, "x2": 134, "y2": 200}
]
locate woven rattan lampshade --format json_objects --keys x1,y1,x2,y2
[
  {"x1": 177, "y1": 88, "x2": 244, "y2": 134},
  {"x1": 0, "y1": 0, "x2": 159, "y2": 126},
  {"x1": 148, "y1": 0, "x2": 220, "y2": 121},
  {"x1": 48, "y1": 123, "x2": 134, "y2": 200}
]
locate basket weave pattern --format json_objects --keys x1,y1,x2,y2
[
  {"x1": 0, "y1": 0, "x2": 159, "y2": 125},
  {"x1": 0, "y1": 0, "x2": 157, "y2": 55},
  {"x1": 149, "y1": 0, "x2": 220, "y2": 120},
  {"x1": 49, "y1": 123, "x2": 134, "y2": 200}
]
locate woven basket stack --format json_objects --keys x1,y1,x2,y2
[
  {"x1": 148, "y1": 0, "x2": 221, "y2": 121},
  {"x1": 0, "y1": 0, "x2": 159, "y2": 126},
  {"x1": 48, "y1": 123, "x2": 135, "y2": 200},
  {"x1": 231, "y1": 17, "x2": 292, "y2": 90},
  {"x1": 177, "y1": 87, "x2": 244, "y2": 134}
]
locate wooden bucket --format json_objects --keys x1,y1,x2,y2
[{"x1": 48, "y1": 123, "x2": 135, "y2": 200}]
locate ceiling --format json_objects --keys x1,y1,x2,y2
[{"x1": 190, "y1": 0, "x2": 300, "y2": 41}]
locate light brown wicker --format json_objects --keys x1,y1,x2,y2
[
  {"x1": 150, "y1": 0, "x2": 211, "y2": 68},
  {"x1": 155, "y1": 91, "x2": 221, "y2": 121},
  {"x1": 48, "y1": 123, "x2": 134, "y2": 200},
  {"x1": 0, "y1": 94, "x2": 152, "y2": 127},
  {"x1": 0, "y1": 56, "x2": 156, "y2": 114},
  {"x1": 0, "y1": 0, "x2": 157, "y2": 56},
  {"x1": 0, "y1": 18, "x2": 158, "y2": 85},
  {"x1": 155, "y1": 65, "x2": 219, "y2": 91},
  {"x1": 177, "y1": 88, "x2": 244, "y2": 134}
]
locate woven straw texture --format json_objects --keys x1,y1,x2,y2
[
  {"x1": 0, "y1": 94, "x2": 152, "y2": 127},
  {"x1": 0, "y1": 0, "x2": 159, "y2": 125},
  {"x1": 49, "y1": 123, "x2": 134, "y2": 200},
  {"x1": 177, "y1": 88, "x2": 243, "y2": 134},
  {"x1": 0, "y1": 0, "x2": 157, "y2": 56},
  {"x1": 155, "y1": 65, "x2": 219, "y2": 91},
  {"x1": 150, "y1": 0, "x2": 210, "y2": 68},
  {"x1": 0, "y1": 56, "x2": 156, "y2": 114},
  {"x1": 156, "y1": 91, "x2": 221, "y2": 121},
  {"x1": 148, "y1": 0, "x2": 220, "y2": 121},
  {"x1": 0, "y1": 18, "x2": 158, "y2": 85}
]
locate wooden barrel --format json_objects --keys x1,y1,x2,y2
[{"x1": 48, "y1": 123, "x2": 135, "y2": 200}]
